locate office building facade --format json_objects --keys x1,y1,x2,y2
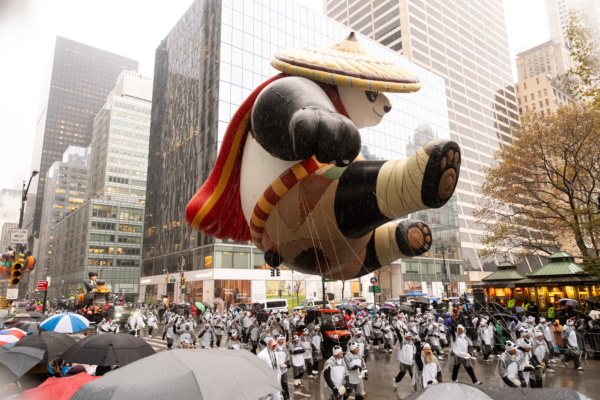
[
  {"x1": 24, "y1": 36, "x2": 138, "y2": 250},
  {"x1": 515, "y1": 39, "x2": 572, "y2": 82},
  {"x1": 141, "y1": 0, "x2": 464, "y2": 306},
  {"x1": 43, "y1": 72, "x2": 152, "y2": 302},
  {"x1": 32, "y1": 146, "x2": 91, "y2": 293},
  {"x1": 325, "y1": 0, "x2": 532, "y2": 278},
  {"x1": 515, "y1": 74, "x2": 575, "y2": 116}
]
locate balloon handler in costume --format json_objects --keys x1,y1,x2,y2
[
  {"x1": 186, "y1": 32, "x2": 461, "y2": 280},
  {"x1": 320, "y1": 345, "x2": 350, "y2": 400},
  {"x1": 412, "y1": 342, "x2": 442, "y2": 391}
]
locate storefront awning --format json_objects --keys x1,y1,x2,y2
[{"x1": 514, "y1": 275, "x2": 599, "y2": 286}]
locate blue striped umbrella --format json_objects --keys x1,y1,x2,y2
[{"x1": 40, "y1": 313, "x2": 89, "y2": 333}]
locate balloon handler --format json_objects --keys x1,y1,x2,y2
[{"x1": 186, "y1": 32, "x2": 461, "y2": 280}]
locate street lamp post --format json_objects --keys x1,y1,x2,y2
[{"x1": 439, "y1": 245, "x2": 452, "y2": 298}]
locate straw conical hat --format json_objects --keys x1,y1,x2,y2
[{"x1": 271, "y1": 32, "x2": 420, "y2": 93}]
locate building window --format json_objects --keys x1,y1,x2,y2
[
  {"x1": 538, "y1": 91, "x2": 542, "y2": 98},
  {"x1": 543, "y1": 88, "x2": 547, "y2": 96},
  {"x1": 545, "y1": 99, "x2": 549, "y2": 106},
  {"x1": 524, "y1": 83, "x2": 527, "y2": 89},
  {"x1": 547, "y1": 109, "x2": 551, "y2": 115},
  {"x1": 540, "y1": 101, "x2": 543, "y2": 108}
]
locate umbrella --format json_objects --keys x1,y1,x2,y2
[
  {"x1": 398, "y1": 305, "x2": 415, "y2": 313},
  {"x1": 201, "y1": 302, "x2": 213, "y2": 311},
  {"x1": 583, "y1": 297, "x2": 600, "y2": 306},
  {"x1": 14, "y1": 371, "x2": 100, "y2": 400},
  {"x1": 403, "y1": 382, "x2": 587, "y2": 400},
  {"x1": 40, "y1": 313, "x2": 89, "y2": 333},
  {"x1": 71, "y1": 349, "x2": 282, "y2": 400},
  {"x1": 13, "y1": 322, "x2": 40, "y2": 334},
  {"x1": 27, "y1": 312, "x2": 47, "y2": 321},
  {"x1": 380, "y1": 304, "x2": 396, "y2": 311},
  {"x1": 13, "y1": 331, "x2": 76, "y2": 363},
  {"x1": 3, "y1": 315, "x2": 35, "y2": 326},
  {"x1": 559, "y1": 298, "x2": 579, "y2": 306},
  {"x1": 195, "y1": 302, "x2": 205, "y2": 312},
  {"x1": 0, "y1": 346, "x2": 45, "y2": 387},
  {"x1": 491, "y1": 313, "x2": 514, "y2": 320},
  {"x1": 179, "y1": 302, "x2": 191, "y2": 306},
  {"x1": 62, "y1": 333, "x2": 156, "y2": 367},
  {"x1": 413, "y1": 298, "x2": 431, "y2": 305},
  {"x1": 406, "y1": 291, "x2": 428, "y2": 297},
  {"x1": 514, "y1": 306, "x2": 527, "y2": 313},
  {"x1": 0, "y1": 328, "x2": 26, "y2": 347}
]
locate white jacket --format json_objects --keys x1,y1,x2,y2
[{"x1": 258, "y1": 348, "x2": 282, "y2": 380}]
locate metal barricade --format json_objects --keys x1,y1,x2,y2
[{"x1": 583, "y1": 332, "x2": 600, "y2": 360}]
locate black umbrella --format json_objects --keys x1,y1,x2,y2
[
  {"x1": 13, "y1": 331, "x2": 76, "y2": 363},
  {"x1": 71, "y1": 349, "x2": 281, "y2": 400},
  {"x1": 201, "y1": 302, "x2": 214, "y2": 311},
  {"x1": 0, "y1": 346, "x2": 45, "y2": 387},
  {"x1": 583, "y1": 297, "x2": 600, "y2": 306},
  {"x1": 380, "y1": 304, "x2": 396, "y2": 311},
  {"x1": 413, "y1": 298, "x2": 430, "y2": 305},
  {"x1": 13, "y1": 321, "x2": 40, "y2": 333},
  {"x1": 491, "y1": 313, "x2": 514, "y2": 320},
  {"x1": 62, "y1": 333, "x2": 156, "y2": 367},
  {"x1": 27, "y1": 312, "x2": 47, "y2": 321},
  {"x1": 398, "y1": 305, "x2": 415, "y2": 313}
]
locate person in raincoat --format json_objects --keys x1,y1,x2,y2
[
  {"x1": 516, "y1": 338, "x2": 542, "y2": 387},
  {"x1": 249, "y1": 318, "x2": 260, "y2": 354},
  {"x1": 352, "y1": 328, "x2": 369, "y2": 364},
  {"x1": 412, "y1": 342, "x2": 442, "y2": 391},
  {"x1": 243, "y1": 312, "x2": 252, "y2": 344},
  {"x1": 496, "y1": 340, "x2": 522, "y2": 387},
  {"x1": 197, "y1": 323, "x2": 215, "y2": 349},
  {"x1": 478, "y1": 319, "x2": 497, "y2": 362},
  {"x1": 276, "y1": 335, "x2": 291, "y2": 400},
  {"x1": 147, "y1": 312, "x2": 157, "y2": 339},
  {"x1": 450, "y1": 324, "x2": 482, "y2": 385},
  {"x1": 392, "y1": 331, "x2": 415, "y2": 388},
  {"x1": 344, "y1": 342, "x2": 367, "y2": 400},
  {"x1": 321, "y1": 345, "x2": 349, "y2": 400},
  {"x1": 299, "y1": 329, "x2": 315, "y2": 379},
  {"x1": 127, "y1": 314, "x2": 141, "y2": 337},
  {"x1": 310, "y1": 325, "x2": 324, "y2": 375},
  {"x1": 561, "y1": 318, "x2": 582, "y2": 370},
  {"x1": 259, "y1": 326, "x2": 274, "y2": 353},
  {"x1": 532, "y1": 329, "x2": 553, "y2": 378},
  {"x1": 213, "y1": 317, "x2": 225, "y2": 348},
  {"x1": 371, "y1": 315, "x2": 383, "y2": 349},
  {"x1": 109, "y1": 320, "x2": 119, "y2": 333},
  {"x1": 162, "y1": 319, "x2": 176, "y2": 350},
  {"x1": 228, "y1": 330, "x2": 243, "y2": 350},
  {"x1": 178, "y1": 323, "x2": 196, "y2": 348},
  {"x1": 382, "y1": 326, "x2": 395, "y2": 353},
  {"x1": 282, "y1": 315, "x2": 291, "y2": 342},
  {"x1": 98, "y1": 318, "x2": 110, "y2": 334},
  {"x1": 427, "y1": 323, "x2": 444, "y2": 359},
  {"x1": 258, "y1": 338, "x2": 282, "y2": 400},
  {"x1": 541, "y1": 319, "x2": 557, "y2": 363},
  {"x1": 289, "y1": 336, "x2": 306, "y2": 387}
]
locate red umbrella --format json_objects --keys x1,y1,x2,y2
[{"x1": 15, "y1": 372, "x2": 100, "y2": 400}]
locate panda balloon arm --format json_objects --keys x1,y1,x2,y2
[{"x1": 251, "y1": 76, "x2": 360, "y2": 165}]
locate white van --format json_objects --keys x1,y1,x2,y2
[{"x1": 258, "y1": 298, "x2": 289, "y2": 315}]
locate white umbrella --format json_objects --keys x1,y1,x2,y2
[
  {"x1": 558, "y1": 298, "x2": 579, "y2": 307},
  {"x1": 40, "y1": 313, "x2": 90, "y2": 333}
]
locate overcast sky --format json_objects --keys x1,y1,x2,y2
[{"x1": 0, "y1": 0, "x2": 548, "y2": 193}]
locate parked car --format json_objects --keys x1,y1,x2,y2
[{"x1": 294, "y1": 299, "x2": 333, "y2": 313}]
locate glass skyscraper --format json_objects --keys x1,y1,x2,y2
[
  {"x1": 43, "y1": 71, "x2": 152, "y2": 302},
  {"x1": 24, "y1": 37, "x2": 138, "y2": 251},
  {"x1": 325, "y1": 0, "x2": 529, "y2": 277},
  {"x1": 141, "y1": 0, "x2": 464, "y2": 304}
]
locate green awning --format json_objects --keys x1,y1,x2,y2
[
  {"x1": 529, "y1": 250, "x2": 584, "y2": 277},
  {"x1": 482, "y1": 269, "x2": 528, "y2": 281}
]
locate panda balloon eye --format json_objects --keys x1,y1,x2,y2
[{"x1": 366, "y1": 91, "x2": 379, "y2": 103}]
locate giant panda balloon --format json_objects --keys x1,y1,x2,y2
[{"x1": 186, "y1": 33, "x2": 460, "y2": 280}]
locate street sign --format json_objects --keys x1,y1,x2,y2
[
  {"x1": 442, "y1": 279, "x2": 450, "y2": 283},
  {"x1": 370, "y1": 277, "x2": 378, "y2": 284},
  {"x1": 10, "y1": 229, "x2": 28, "y2": 244},
  {"x1": 0, "y1": 261, "x2": 12, "y2": 267},
  {"x1": 38, "y1": 281, "x2": 48, "y2": 291},
  {"x1": 182, "y1": 288, "x2": 187, "y2": 294},
  {"x1": 368, "y1": 285, "x2": 382, "y2": 293},
  {"x1": 6, "y1": 288, "x2": 18, "y2": 299},
  {"x1": 170, "y1": 279, "x2": 176, "y2": 283}
]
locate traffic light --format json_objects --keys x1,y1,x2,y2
[
  {"x1": 270, "y1": 267, "x2": 275, "y2": 277},
  {"x1": 276, "y1": 268, "x2": 280, "y2": 277},
  {"x1": 181, "y1": 277, "x2": 186, "y2": 285},
  {"x1": 10, "y1": 254, "x2": 24, "y2": 286},
  {"x1": 165, "y1": 276, "x2": 169, "y2": 283}
]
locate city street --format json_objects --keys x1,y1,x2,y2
[{"x1": 111, "y1": 320, "x2": 598, "y2": 400}]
